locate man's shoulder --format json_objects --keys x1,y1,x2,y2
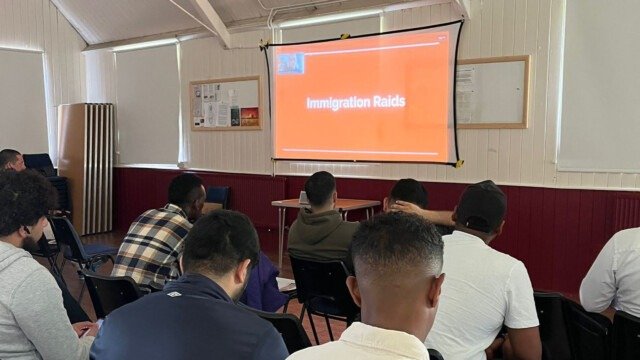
[
  {"x1": 287, "y1": 341, "x2": 344, "y2": 359},
  {"x1": 128, "y1": 208, "x2": 191, "y2": 236},
  {"x1": 612, "y1": 227, "x2": 640, "y2": 250},
  {"x1": 1, "y1": 258, "x2": 57, "y2": 303}
]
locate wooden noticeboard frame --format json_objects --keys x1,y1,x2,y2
[
  {"x1": 456, "y1": 55, "x2": 530, "y2": 129},
  {"x1": 190, "y1": 76, "x2": 261, "y2": 131}
]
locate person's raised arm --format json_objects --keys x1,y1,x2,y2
[{"x1": 389, "y1": 201, "x2": 454, "y2": 226}]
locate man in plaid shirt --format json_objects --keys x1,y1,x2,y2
[{"x1": 112, "y1": 174, "x2": 206, "y2": 291}]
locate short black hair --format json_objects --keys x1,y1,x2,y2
[
  {"x1": 168, "y1": 173, "x2": 204, "y2": 206},
  {"x1": 304, "y1": 171, "x2": 336, "y2": 207},
  {"x1": 389, "y1": 178, "x2": 429, "y2": 209},
  {"x1": 182, "y1": 210, "x2": 260, "y2": 277},
  {"x1": 351, "y1": 212, "x2": 443, "y2": 278},
  {"x1": 0, "y1": 149, "x2": 21, "y2": 169},
  {"x1": 0, "y1": 170, "x2": 57, "y2": 236}
]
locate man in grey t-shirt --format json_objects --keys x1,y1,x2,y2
[{"x1": 0, "y1": 170, "x2": 98, "y2": 360}]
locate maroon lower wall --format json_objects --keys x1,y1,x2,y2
[{"x1": 113, "y1": 167, "x2": 640, "y2": 294}]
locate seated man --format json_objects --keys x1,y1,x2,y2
[
  {"x1": 1, "y1": 148, "x2": 91, "y2": 323},
  {"x1": 425, "y1": 180, "x2": 541, "y2": 360},
  {"x1": 112, "y1": 173, "x2": 205, "y2": 290},
  {"x1": 0, "y1": 148, "x2": 26, "y2": 171},
  {"x1": 0, "y1": 170, "x2": 98, "y2": 359},
  {"x1": 91, "y1": 210, "x2": 289, "y2": 360},
  {"x1": 288, "y1": 212, "x2": 445, "y2": 359},
  {"x1": 384, "y1": 178, "x2": 454, "y2": 235},
  {"x1": 288, "y1": 171, "x2": 359, "y2": 266},
  {"x1": 580, "y1": 227, "x2": 640, "y2": 317}
]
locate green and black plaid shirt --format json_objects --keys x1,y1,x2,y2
[{"x1": 111, "y1": 204, "x2": 191, "y2": 290}]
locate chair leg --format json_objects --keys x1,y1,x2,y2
[
  {"x1": 307, "y1": 311, "x2": 320, "y2": 345},
  {"x1": 299, "y1": 304, "x2": 306, "y2": 322},
  {"x1": 283, "y1": 298, "x2": 290, "y2": 313},
  {"x1": 325, "y1": 315, "x2": 334, "y2": 341},
  {"x1": 78, "y1": 282, "x2": 86, "y2": 303},
  {"x1": 77, "y1": 264, "x2": 88, "y2": 302},
  {"x1": 60, "y1": 258, "x2": 67, "y2": 273}
]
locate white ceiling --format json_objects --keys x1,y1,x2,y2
[
  {"x1": 51, "y1": 0, "x2": 450, "y2": 46},
  {"x1": 50, "y1": 0, "x2": 200, "y2": 45}
]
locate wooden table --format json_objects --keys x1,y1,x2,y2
[{"x1": 271, "y1": 198, "x2": 381, "y2": 269}]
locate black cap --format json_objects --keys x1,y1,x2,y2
[{"x1": 455, "y1": 180, "x2": 506, "y2": 233}]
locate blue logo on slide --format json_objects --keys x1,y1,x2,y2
[{"x1": 278, "y1": 53, "x2": 305, "y2": 74}]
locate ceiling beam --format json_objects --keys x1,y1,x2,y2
[
  {"x1": 191, "y1": 0, "x2": 232, "y2": 48},
  {"x1": 453, "y1": 0, "x2": 471, "y2": 19}
]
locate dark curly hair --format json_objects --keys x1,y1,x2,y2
[
  {"x1": 0, "y1": 170, "x2": 57, "y2": 236},
  {"x1": 182, "y1": 210, "x2": 260, "y2": 277}
]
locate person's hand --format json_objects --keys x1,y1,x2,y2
[
  {"x1": 389, "y1": 200, "x2": 425, "y2": 216},
  {"x1": 72, "y1": 321, "x2": 99, "y2": 338}
]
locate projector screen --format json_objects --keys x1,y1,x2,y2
[{"x1": 269, "y1": 21, "x2": 463, "y2": 164}]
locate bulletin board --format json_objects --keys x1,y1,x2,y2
[
  {"x1": 456, "y1": 55, "x2": 530, "y2": 129},
  {"x1": 190, "y1": 76, "x2": 261, "y2": 131}
]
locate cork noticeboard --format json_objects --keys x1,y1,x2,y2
[{"x1": 190, "y1": 76, "x2": 261, "y2": 131}]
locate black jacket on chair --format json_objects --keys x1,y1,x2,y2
[{"x1": 90, "y1": 273, "x2": 289, "y2": 360}]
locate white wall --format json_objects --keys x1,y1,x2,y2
[
  {"x1": 0, "y1": 0, "x2": 86, "y2": 163},
  {"x1": 85, "y1": 0, "x2": 640, "y2": 191}
]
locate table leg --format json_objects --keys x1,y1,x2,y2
[{"x1": 278, "y1": 208, "x2": 286, "y2": 270}]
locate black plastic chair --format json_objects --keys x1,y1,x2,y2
[
  {"x1": 428, "y1": 349, "x2": 445, "y2": 360},
  {"x1": 49, "y1": 216, "x2": 118, "y2": 301},
  {"x1": 206, "y1": 186, "x2": 230, "y2": 209},
  {"x1": 612, "y1": 311, "x2": 640, "y2": 360},
  {"x1": 534, "y1": 292, "x2": 572, "y2": 360},
  {"x1": 245, "y1": 306, "x2": 312, "y2": 354},
  {"x1": 564, "y1": 299, "x2": 611, "y2": 360},
  {"x1": 81, "y1": 270, "x2": 143, "y2": 318},
  {"x1": 289, "y1": 255, "x2": 359, "y2": 345},
  {"x1": 29, "y1": 233, "x2": 62, "y2": 279},
  {"x1": 23, "y1": 154, "x2": 71, "y2": 212}
]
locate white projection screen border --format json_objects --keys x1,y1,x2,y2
[{"x1": 263, "y1": 20, "x2": 464, "y2": 166}]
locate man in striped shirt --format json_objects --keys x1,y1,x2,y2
[{"x1": 112, "y1": 173, "x2": 206, "y2": 291}]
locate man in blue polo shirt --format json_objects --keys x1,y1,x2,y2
[{"x1": 90, "y1": 210, "x2": 288, "y2": 360}]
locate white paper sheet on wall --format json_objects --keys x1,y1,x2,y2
[{"x1": 456, "y1": 67, "x2": 477, "y2": 123}]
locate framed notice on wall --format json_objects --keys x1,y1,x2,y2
[
  {"x1": 190, "y1": 76, "x2": 261, "y2": 131},
  {"x1": 456, "y1": 55, "x2": 530, "y2": 129}
]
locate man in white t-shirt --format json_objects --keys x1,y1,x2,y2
[
  {"x1": 425, "y1": 180, "x2": 541, "y2": 360},
  {"x1": 580, "y1": 227, "x2": 640, "y2": 317},
  {"x1": 288, "y1": 212, "x2": 445, "y2": 360}
]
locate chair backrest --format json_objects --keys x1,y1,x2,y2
[
  {"x1": 427, "y1": 348, "x2": 445, "y2": 360},
  {"x1": 206, "y1": 186, "x2": 230, "y2": 209},
  {"x1": 534, "y1": 292, "x2": 572, "y2": 360},
  {"x1": 246, "y1": 307, "x2": 312, "y2": 354},
  {"x1": 289, "y1": 255, "x2": 358, "y2": 318},
  {"x1": 49, "y1": 216, "x2": 89, "y2": 262},
  {"x1": 612, "y1": 311, "x2": 640, "y2": 360},
  {"x1": 23, "y1": 153, "x2": 56, "y2": 177},
  {"x1": 564, "y1": 299, "x2": 611, "y2": 360},
  {"x1": 81, "y1": 270, "x2": 143, "y2": 318}
]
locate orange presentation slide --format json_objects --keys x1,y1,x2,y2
[{"x1": 272, "y1": 24, "x2": 461, "y2": 163}]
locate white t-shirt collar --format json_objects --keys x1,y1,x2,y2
[{"x1": 340, "y1": 322, "x2": 429, "y2": 359}]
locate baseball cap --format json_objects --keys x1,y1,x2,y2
[{"x1": 455, "y1": 180, "x2": 506, "y2": 233}]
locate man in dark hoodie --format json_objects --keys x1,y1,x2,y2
[
  {"x1": 0, "y1": 170, "x2": 98, "y2": 360},
  {"x1": 287, "y1": 171, "x2": 359, "y2": 267},
  {"x1": 90, "y1": 210, "x2": 288, "y2": 360}
]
